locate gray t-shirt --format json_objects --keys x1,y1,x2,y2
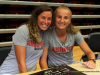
[
  {"x1": 43, "y1": 27, "x2": 84, "y2": 68},
  {"x1": 0, "y1": 25, "x2": 44, "y2": 74}
]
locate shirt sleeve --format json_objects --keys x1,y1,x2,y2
[
  {"x1": 42, "y1": 30, "x2": 50, "y2": 48},
  {"x1": 13, "y1": 25, "x2": 29, "y2": 47},
  {"x1": 75, "y1": 31, "x2": 84, "y2": 45}
]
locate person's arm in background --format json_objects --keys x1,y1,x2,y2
[
  {"x1": 15, "y1": 45, "x2": 28, "y2": 73},
  {"x1": 40, "y1": 47, "x2": 48, "y2": 69},
  {"x1": 79, "y1": 41, "x2": 96, "y2": 69}
]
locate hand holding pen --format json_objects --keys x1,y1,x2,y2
[
  {"x1": 78, "y1": 61, "x2": 96, "y2": 69},
  {"x1": 78, "y1": 61, "x2": 86, "y2": 65}
]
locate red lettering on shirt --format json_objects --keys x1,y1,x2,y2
[
  {"x1": 60, "y1": 47, "x2": 62, "y2": 52},
  {"x1": 55, "y1": 47, "x2": 59, "y2": 52},
  {"x1": 34, "y1": 44, "x2": 36, "y2": 47},
  {"x1": 52, "y1": 46, "x2": 74, "y2": 53},
  {"x1": 66, "y1": 47, "x2": 70, "y2": 52},
  {"x1": 27, "y1": 41, "x2": 44, "y2": 48},
  {"x1": 36, "y1": 43, "x2": 40, "y2": 47},
  {"x1": 52, "y1": 47, "x2": 56, "y2": 52},
  {"x1": 62, "y1": 47, "x2": 66, "y2": 52},
  {"x1": 70, "y1": 46, "x2": 74, "y2": 50}
]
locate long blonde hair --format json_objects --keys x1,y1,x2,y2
[
  {"x1": 27, "y1": 5, "x2": 53, "y2": 44},
  {"x1": 53, "y1": 4, "x2": 79, "y2": 34}
]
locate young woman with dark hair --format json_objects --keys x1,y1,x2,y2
[{"x1": 0, "y1": 4, "x2": 53, "y2": 74}]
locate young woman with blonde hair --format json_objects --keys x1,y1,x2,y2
[{"x1": 40, "y1": 4, "x2": 96, "y2": 69}]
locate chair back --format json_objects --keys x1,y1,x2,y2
[
  {"x1": 88, "y1": 32, "x2": 100, "y2": 52},
  {"x1": 0, "y1": 46, "x2": 11, "y2": 66},
  {"x1": 81, "y1": 32, "x2": 100, "y2": 61}
]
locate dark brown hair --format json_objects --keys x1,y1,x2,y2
[{"x1": 27, "y1": 5, "x2": 53, "y2": 44}]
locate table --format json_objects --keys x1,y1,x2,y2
[
  {"x1": 69, "y1": 59, "x2": 100, "y2": 75},
  {"x1": 16, "y1": 59, "x2": 100, "y2": 75}
]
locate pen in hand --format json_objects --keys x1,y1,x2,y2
[{"x1": 78, "y1": 61, "x2": 86, "y2": 65}]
